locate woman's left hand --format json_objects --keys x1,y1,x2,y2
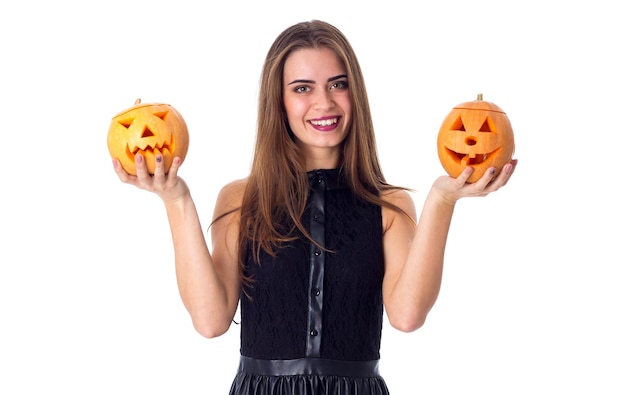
[{"x1": 433, "y1": 159, "x2": 518, "y2": 205}]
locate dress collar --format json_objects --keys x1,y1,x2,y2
[{"x1": 307, "y1": 168, "x2": 348, "y2": 190}]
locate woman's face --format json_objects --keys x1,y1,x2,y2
[{"x1": 283, "y1": 47, "x2": 351, "y2": 167}]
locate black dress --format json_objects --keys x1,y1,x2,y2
[{"x1": 229, "y1": 169, "x2": 390, "y2": 395}]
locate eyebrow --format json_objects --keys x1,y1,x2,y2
[{"x1": 287, "y1": 74, "x2": 348, "y2": 85}]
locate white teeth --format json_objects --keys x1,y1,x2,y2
[{"x1": 311, "y1": 118, "x2": 337, "y2": 126}]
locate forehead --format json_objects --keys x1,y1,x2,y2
[{"x1": 283, "y1": 47, "x2": 345, "y2": 80}]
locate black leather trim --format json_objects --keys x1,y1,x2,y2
[
  {"x1": 306, "y1": 170, "x2": 326, "y2": 357},
  {"x1": 237, "y1": 356, "x2": 381, "y2": 377}
]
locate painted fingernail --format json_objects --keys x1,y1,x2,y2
[
  {"x1": 156, "y1": 155, "x2": 162, "y2": 163},
  {"x1": 490, "y1": 168, "x2": 496, "y2": 176}
]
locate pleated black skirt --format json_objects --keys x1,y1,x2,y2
[{"x1": 228, "y1": 356, "x2": 390, "y2": 395}]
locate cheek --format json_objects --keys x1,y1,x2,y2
[
  {"x1": 283, "y1": 97, "x2": 308, "y2": 124},
  {"x1": 335, "y1": 93, "x2": 352, "y2": 118}
]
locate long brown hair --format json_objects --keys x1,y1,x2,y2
[{"x1": 234, "y1": 20, "x2": 410, "y2": 287}]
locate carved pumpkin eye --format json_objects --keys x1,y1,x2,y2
[
  {"x1": 107, "y1": 99, "x2": 189, "y2": 175},
  {"x1": 437, "y1": 94, "x2": 515, "y2": 183}
]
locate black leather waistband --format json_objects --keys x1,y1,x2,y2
[{"x1": 238, "y1": 356, "x2": 381, "y2": 378}]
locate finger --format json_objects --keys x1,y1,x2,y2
[
  {"x1": 153, "y1": 154, "x2": 166, "y2": 186},
  {"x1": 497, "y1": 159, "x2": 518, "y2": 188},
  {"x1": 472, "y1": 166, "x2": 497, "y2": 192},
  {"x1": 112, "y1": 158, "x2": 135, "y2": 184},
  {"x1": 490, "y1": 159, "x2": 517, "y2": 188},
  {"x1": 506, "y1": 159, "x2": 518, "y2": 177},
  {"x1": 134, "y1": 154, "x2": 151, "y2": 184},
  {"x1": 167, "y1": 156, "x2": 182, "y2": 180},
  {"x1": 112, "y1": 158, "x2": 126, "y2": 178},
  {"x1": 456, "y1": 167, "x2": 474, "y2": 186}
]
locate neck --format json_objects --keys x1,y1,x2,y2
[{"x1": 303, "y1": 150, "x2": 341, "y2": 171}]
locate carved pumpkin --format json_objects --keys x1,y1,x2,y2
[
  {"x1": 107, "y1": 99, "x2": 189, "y2": 175},
  {"x1": 437, "y1": 94, "x2": 515, "y2": 183}
]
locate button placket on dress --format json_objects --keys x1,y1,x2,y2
[{"x1": 306, "y1": 170, "x2": 326, "y2": 357}]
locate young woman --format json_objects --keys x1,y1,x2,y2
[{"x1": 113, "y1": 19, "x2": 516, "y2": 395}]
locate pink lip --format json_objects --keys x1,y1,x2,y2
[{"x1": 309, "y1": 116, "x2": 340, "y2": 132}]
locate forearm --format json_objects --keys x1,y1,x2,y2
[
  {"x1": 411, "y1": 188, "x2": 454, "y2": 308},
  {"x1": 388, "y1": 189, "x2": 455, "y2": 331},
  {"x1": 164, "y1": 194, "x2": 233, "y2": 336}
]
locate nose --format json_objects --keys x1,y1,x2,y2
[{"x1": 313, "y1": 89, "x2": 335, "y2": 111}]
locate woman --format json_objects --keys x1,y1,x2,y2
[{"x1": 113, "y1": 20, "x2": 516, "y2": 395}]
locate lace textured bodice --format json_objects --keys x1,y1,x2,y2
[{"x1": 239, "y1": 169, "x2": 384, "y2": 361}]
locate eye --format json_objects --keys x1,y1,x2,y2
[
  {"x1": 294, "y1": 85, "x2": 311, "y2": 93},
  {"x1": 330, "y1": 80, "x2": 349, "y2": 90}
]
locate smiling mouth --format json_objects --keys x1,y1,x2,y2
[{"x1": 310, "y1": 117, "x2": 339, "y2": 127}]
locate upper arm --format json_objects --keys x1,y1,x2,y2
[
  {"x1": 209, "y1": 179, "x2": 247, "y2": 313},
  {"x1": 381, "y1": 189, "x2": 417, "y2": 306}
]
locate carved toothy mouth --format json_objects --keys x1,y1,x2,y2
[
  {"x1": 444, "y1": 134, "x2": 502, "y2": 165},
  {"x1": 124, "y1": 127, "x2": 174, "y2": 160},
  {"x1": 445, "y1": 146, "x2": 501, "y2": 166},
  {"x1": 126, "y1": 144, "x2": 173, "y2": 158}
]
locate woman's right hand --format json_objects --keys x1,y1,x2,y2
[
  {"x1": 112, "y1": 154, "x2": 190, "y2": 203},
  {"x1": 431, "y1": 159, "x2": 517, "y2": 206}
]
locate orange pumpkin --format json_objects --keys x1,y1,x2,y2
[
  {"x1": 437, "y1": 94, "x2": 515, "y2": 183},
  {"x1": 107, "y1": 99, "x2": 189, "y2": 175}
]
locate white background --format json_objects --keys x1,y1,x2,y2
[{"x1": 1, "y1": 1, "x2": 624, "y2": 394}]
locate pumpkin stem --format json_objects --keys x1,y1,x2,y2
[
  {"x1": 477, "y1": 93, "x2": 483, "y2": 101},
  {"x1": 135, "y1": 98, "x2": 142, "y2": 105}
]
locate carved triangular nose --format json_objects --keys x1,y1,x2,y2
[{"x1": 141, "y1": 127, "x2": 155, "y2": 138}]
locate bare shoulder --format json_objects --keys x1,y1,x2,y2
[
  {"x1": 380, "y1": 188, "x2": 417, "y2": 233},
  {"x1": 218, "y1": 178, "x2": 248, "y2": 200},
  {"x1": 381, "y1": 189, "x2": 415, "y2": 212},
  {"x1": 213, "y1": 178, "x2": 248, "y2": 219}
]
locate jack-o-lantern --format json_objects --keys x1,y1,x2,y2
[
  {"x1": 107, "y1": 99, "x2": 189, "y2": 175},
  {"x1": 437, "y1": 94, "x2": 515, "y2": 183}
]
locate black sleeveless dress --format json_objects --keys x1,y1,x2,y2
[{"x1": 228, "y1": 169, "x2": 390, "y2": 395}]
